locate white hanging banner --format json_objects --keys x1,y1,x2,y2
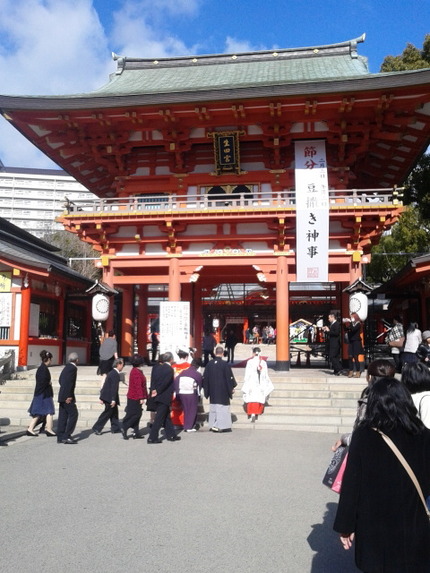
[
  {"x1": 159, "y1": 301, "x2": 190, "y2": 356},
  {"x1": 294, "y1": 140, "x2": 329, "y2": 282}
]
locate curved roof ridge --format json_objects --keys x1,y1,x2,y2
[{"x1": 112, "y1": 33, "x2": 366, "y2": 72}]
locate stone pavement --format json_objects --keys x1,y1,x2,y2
[{"x1": 1, "y1": 423, "x2": 359, "y2": 573}]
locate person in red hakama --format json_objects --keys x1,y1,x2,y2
[{"x1": 242, "y1": 347, "x2": 274, "y2": 422}]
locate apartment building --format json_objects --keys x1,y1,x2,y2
[{"x1": 0, "y1": 160, "x2": 96, "y2": 237}]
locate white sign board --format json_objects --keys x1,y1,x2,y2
[
  {"x1": 29, "y1": 303, "x2": 40, "y2": 337},
  {"x1": 159, "y1": 301, "x2": 190, "y2": 356},
  {"x1": 0, "y1": 293, "x2": 12, "y2": 327},
  {"x1": 294, "y1": 139, "x2": 329, "y2": 282}
]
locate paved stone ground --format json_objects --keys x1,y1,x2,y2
[{"x1": 1, "y1": 425, "x2": 359, "y2": 573}]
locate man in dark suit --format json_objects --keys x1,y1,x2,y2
[
  {"x1": 203, "y1": 346, "x2": 237, "y2": 432},
  {"x1": 324, "y1": 312, "x2": 343, "y2": 376},
  {"x1": 147, "y1": 352, "x2": 181, "y2": 444},
  {"x1": 92, "y1": 358, "x2": 124, "y2": 435},
  {"x1": 57, "y1": 352, "x2": 79, "y2": 444}
]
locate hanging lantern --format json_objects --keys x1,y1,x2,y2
[
  {"x1": 349, "y1": 291, "x2": 368, "y2": 322},
  {"x1": 92, "y1": 293, "x2": 110, "y2": 321}
]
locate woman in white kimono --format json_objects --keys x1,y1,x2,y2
[{"x1": 242, "y1": 347, "x2": 274, "y2": 422}]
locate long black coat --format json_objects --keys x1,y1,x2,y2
[
  {"x1": 327, "y1": 320, "x2": 341, "y2": 358},
  {"x1": 100, "y1": 368, "x2": 121, "y2": 405},
  {"x1": 58, "y1": 362, "x2": 77, "y2": 403},
  {"x1": 203, "y1": 357, "x2": 237, "y2": 405},
  {"x1": 334, "y1": 425, "x2": 430, "y2": 572},
  {"x1": 150, "y1": 362, "x2": 174, "y2": 405},
  {"x1": 34, "y1": 362, "x2": 53, "y2": 398}
]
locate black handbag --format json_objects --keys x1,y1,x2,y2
[{"x1": 146, "y1": 396, "x2": 157, "y2": 412}]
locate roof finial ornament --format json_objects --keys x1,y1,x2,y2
[
  {"x1": 350, "y1": 33, "x2": 366, "y2": 58},
  {"x1": 112, "y1": 52, "x2": 126, "y2": 74}
]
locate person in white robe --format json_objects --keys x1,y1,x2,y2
[{"x1": 242, "y1": 347, "x2": 274, "y2": 422}]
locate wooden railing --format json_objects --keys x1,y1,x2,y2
[{"x1": 64, "y1": 187, "x2": 403, "y2": 215}]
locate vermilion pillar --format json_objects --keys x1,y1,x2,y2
[
  {"x1": 275, "y1": 256, "x2": 290, "y2": 370},
  {"x1": 168, "y1": 258, "x2": 181, "y2": 301},
  {"x1": 193, "y1": 283, "x2": 203, "y2": 355},
  {"x1": 137, "y1": 285, "x2": 148, "y2": 357},
  {"x1": 18, "y1": 284, "x2": 31, "y2": 368},
  {"x1": 121, "y1": 285, "x2": 134, "y2": 358},
  {"x1": 57, "y1": 293, "x2": 65, "y2": 364},
  {"x1": 103, "y1": 264, "x2": 115, "y2": 332}
]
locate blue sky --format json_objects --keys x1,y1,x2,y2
[{"x1": 0, "y1": 0, "x2": 428, "y2": 168}]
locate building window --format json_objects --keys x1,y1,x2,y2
[{"x1": 33, "y1": 298, "x2": 59, "y2": 337}]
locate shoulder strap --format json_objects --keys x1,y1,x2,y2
[
  {"x1": 373, "y1": 428, "x2": 430, "y2": 518},
  {"x1": 419, "y1": 394, "x2": 430, "y2": 417}
]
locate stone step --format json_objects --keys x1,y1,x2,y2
[{"x1": 0, "y1": 366, "x2": 361, "y2": 434}]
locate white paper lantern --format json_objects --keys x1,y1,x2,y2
[
  {"x1": 92, "y1": 294, "x2": 110, "y2": 321},
  {"x1": 349, "y1": 292, "x2": 368, "y2": 321}
]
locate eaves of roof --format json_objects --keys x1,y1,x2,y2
[
  {"x1": 0, "y1": 241, "x2": 91, "y2": 284},
  {"x1": 1, "y1": 66, "x2": 429, "y2": 113}
]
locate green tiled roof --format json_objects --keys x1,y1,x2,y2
[{"x1": 95, "y1": 36, "x2": 369, "y2": 97}]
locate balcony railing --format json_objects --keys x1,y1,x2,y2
[{"x1": 64, "y1": 187, "x2": 402, "y2": 215}]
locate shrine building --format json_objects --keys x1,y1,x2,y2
[{"x1": 1, "y1": 35, "x2": 430, "y2": 369}]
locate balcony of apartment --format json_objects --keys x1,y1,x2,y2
[{"x1": 62, "y1": 187, "x2": 403, "y2": 223}]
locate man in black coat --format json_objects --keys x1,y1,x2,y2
[
  {"x1": 323, "y1": 312, "x2": 343, "y2": 375},
  {"x1": 57, "y1": 352, "x2": 79, "y2": 444},
  {"x1": 147, "y1": 352, "x2": 180, "y2": 444},
  {"x1": 92, "y1": 358, "x2": 124, "y2": 435},
  {"x1": 203, "y1": 346, "x2": 237, "y2": 432}
]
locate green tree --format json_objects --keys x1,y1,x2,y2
[
  {"x1": 367, "y1": 207, "x2": 430, "y2": 282},
  {"x1": 367, "y1": 35, "x2": 430, "y2": 282},
  {"x1": 42, "y1": 230, "x2": 101, "y2": 281},
  {"x1": 380, "y1": 34, "x2": 430, "y2": 71},
  {"x1": 404, "y1": 153, "x2": 430, "y2": 219}
]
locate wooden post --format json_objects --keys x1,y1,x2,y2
[
  {"x1": 121, "y1": 285, "x2": 134, "y2": 358},
  {"x1": 168, "y1": 258, "x2": 181, "y2": 301},
  {"x1": 137, "y1": 285, "x2": 148, "y2": 357},
  {"x1": 275, "y1": 256, "x2": 290, "y2": 370},
  {"x1": 18, "y1": 284, "x2": 31, "y2": 368}
]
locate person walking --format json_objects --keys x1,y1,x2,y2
[
  {"x1": 225, "y1": 330, "x2": 238, "y2": 363},
  {"x1": 323, "y1": 312, "x2": 342, "y2": 376},
  {"x1": 150, "y1": 331, "x2": 159, "y2": 363},
  {"x1": 334, "y1": 377, "x2": 430, "y2": 572},
  {"x1": 402, "y1": 322, "x2": 422, "y2": 368},
  {"x1": 27, "y1": 350, "x2": 56, "y2": 437},
  {"x1": 202, "y1": 330, "x2": 217, "y2": 366},
  {"x1": 203, "y1": 346, "x2": 237, "y2": 432},
  {"x1": 174, "y1": 358, "x2": 203, "y2": 432},
  {"x1": 122, "y1": 355, "x2": 148, "y2": 440},
  {"x1": 147, "y1": 352, "x2": 181, "y2": 444},
  {"x1": 345, "y1": 313, "x2": 364, "y2": 378},
  {"x1": 385, "y1": 315, "x2": 405, "y2": 372},
  {"x1": 241, "y1": 347, "x2": 274, "y2": 422},
  {"x1": 98, "y1": 330, "x2": 118, "y2": 383},
  {"x1": 57, "y1": 352, "x2": 79, "y2": 444},
  {"x1": 93, "y1": 358, "x2": 124, "y2": 435}
]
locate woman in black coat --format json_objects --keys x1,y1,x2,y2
[
  {"x1": 27, "y1": 350, "x2": 56, "y2": 437},
  {"x1": 346, "y1": 312, "x2": 364, "y2": 378},
  {"x1": 334, "y1": 377, "x2": 430, "y2": 572}
]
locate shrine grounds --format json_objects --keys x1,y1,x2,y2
[{"x1": 1, "y1": 425, "x2": 359, "y2": 573}]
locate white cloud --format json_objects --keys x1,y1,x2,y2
[
  {"x1": 0, "y1": 0, "x2": 112, "y2": 95},
  {"x1": 0, "y1": 0, "x2": 204, "y2": 168},
  {"x1": 110, "y1": 0, "x2": 201, "y2": 58},
  {"x1": 224, "y1": 36, "x2": 272, "y2": 54},
  {"x1": 0, "y1": 0, "x2": 113, "y2": 168}
]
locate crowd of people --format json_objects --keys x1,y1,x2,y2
[
  {"x1": 329, "y1": 354, "x2": 430, "y2": 571},
  {"x1": 23, "y1": 320, "x2": 430, "y2": 570},
  {"x1": 25, "y1": 339, "x2": 274, "y2": 444}
]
